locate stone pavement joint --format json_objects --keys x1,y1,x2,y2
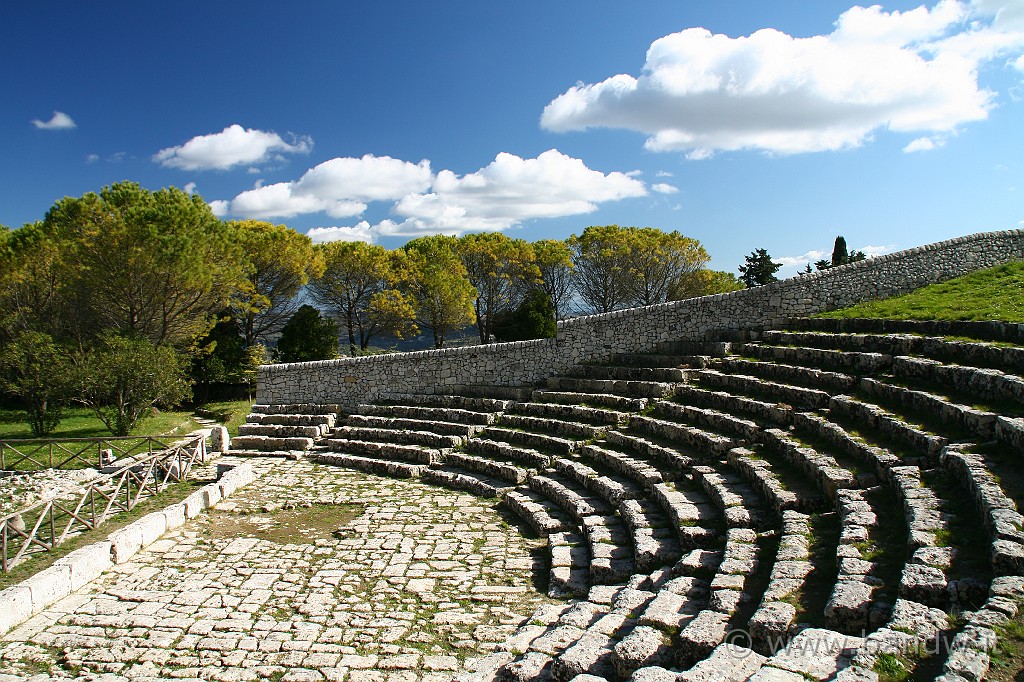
[{"x1": 0, "y1": 457, "x2": 557, "y2": 681}]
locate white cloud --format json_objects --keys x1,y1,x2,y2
[
  {"x1": 208, "y1": 200, "x2": 229, "y2": 217},
  {"x1": 32, "y1": 111, "x2": 76, "y2": 130},
  {"x1": 307, "y1": 222, "x2": 376, "y2": 244},
  {"x1": 777, "y1": 250, "x2": 828, "y2": 268},
  {"x1": 153, "y1": 124, "x2": 312, "y2": 171},
  {"x1": 860, "y1": 244, "x2": 898, "y2": 256},
  {"x1": 541, "y1": 0, "x2": 1024, "y2": 157},
  {"x1": 656, "y1": 171, "x2": 674, "y2": 177},
  {"x1": 183, "y1": 182, "x2": 197, "y2": 195},
  {"x1": 212, "y1": 149, "x2": 647, "y2": 234},
  {"x1": 392, "y1": 149, "x2": 647, "y2": 233},
  {"x1": 903, "y1": 136, "x2": 946, "y2": 152},
  {"x1": 651, "y1": 183, "x2": 679, "y2": 194},
  {"x1": 228, "y1": 182, "x2": 366, "y2": 219},
  {"x1": 86, "y1": 153, "x2": 99, "y2": 163},
  {"x1": 296, "y1": 155, "x2": 432, "y2": 203}
]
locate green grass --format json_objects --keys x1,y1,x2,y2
[
  {"x1": 815, "y1": 261, "x2": 1024, "y2": 323},
  {"x1": 0, "y1": 399, "x2": 254, "y2": 470}
]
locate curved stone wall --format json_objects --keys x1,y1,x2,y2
[{"x1": 258, "y1": 228, "x2": 1024, "y2": 411}]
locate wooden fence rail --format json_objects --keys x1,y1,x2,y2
[
  {"x1": 0, "y1": 435, "x2": 206, "y2": 572},
  {"x1": 0, "y1": 436, "x2": 178, "y2": 472}
]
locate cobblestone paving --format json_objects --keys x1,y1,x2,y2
[{"x1": 0, "y1": 458, "x2": 555, "y2": 681}]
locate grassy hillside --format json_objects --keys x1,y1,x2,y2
[{"x1": 815, "y1": 260, "x2": 1024, "y2": 323}]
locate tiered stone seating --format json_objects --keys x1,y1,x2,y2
[
  {"x1": 229, "y1": 403, "x2": 341, "y2": 457},
  {"x1": 241, "y1": 316, "x2": 1024, "y2": 681}
]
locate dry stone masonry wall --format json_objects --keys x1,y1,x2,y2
[{"x1": 258, "y1": 229, "x2": 1024, "y2": 411}]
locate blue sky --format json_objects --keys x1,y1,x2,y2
[{"x1": 3, "y1": 1, "x2": 1023, "y2": 275}]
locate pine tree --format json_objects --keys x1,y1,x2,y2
[{"x1": 738, "y1": 249, "x2": 782, "y2": 288}]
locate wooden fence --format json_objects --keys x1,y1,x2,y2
[{"x1": 0, "y1": 435, "x2": 206, "y2": 572}]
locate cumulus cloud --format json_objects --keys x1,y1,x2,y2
[
  {"x1": 541, "y1": 0, "x2": 1024, "y2": 157},
  {"x1": 903, "y1": 136, "x2": 946, "y2": 152},
  {"x1": 307, "y1": 222, "x2": 376, "y2": 244},
  {"x1": 183, "y1": 182, "x2": 197, "y2": 195},
  {"x1": 651, "y1": 183, "x2": 679, "y2": 194},
  {"x1": 32, "y1": 111, "x2": 76, "y2": 130},
  {"x1": 777, "y1": 243, "x2": 899, "y2": 272},
  {"x1": 391, "y1": 150, "x2": 647, "y2": 233},
  {"x1": 153, "y1": 124, "x2": 312, "y2": 171},
  {"x1": 213, "y1": 149, "x2": 647, "y2": 236}
]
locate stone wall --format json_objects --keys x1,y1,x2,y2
[{"x1": 258, "y1": 228, "x2": 1024, "y2": 411}]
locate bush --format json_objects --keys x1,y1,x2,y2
[{"x1": 276, "y1": 305, "x2": 338, "y2": 363}]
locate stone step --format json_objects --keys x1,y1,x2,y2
[
  {"x1": 551, "y1": 457, "x2": 645, "y2": 506},
  {"x1": 442, "y1": 452, "x2": 529, "y2": 484},
  {"x1": 602, "y1": 430, "x2": 693, "y2": 476},
  {"x1": 510, "y1": 402, "x2": 630, "y2": 427},
  {"x1": 726, "y1": 447, "x2": 807, "y2": 514},
  {"x1": 356, "y1": 403, "x2": 498, "y2": 425},
  {"x1": 421, "y1": 467, "x2": 515, "y2": 498},
  {"x1": 892, "y1": 355, "x2": 1024, "y2": 408},
  {"x1": 582, "y1": 513, "x2": 635, "y2": 585},
  {"x1": 759, "y1": 429, "x2": 858, "y2": 500},
  {"x1": 691, "y1": 465, "x2": 768, "y2": 529},
  {"x1": 618, "y1": 497, "x2": 683, "y2": 573},
  {"x1": 694, "y1": 369, "x2": 830, "y2": 410},
  {"x1": 245, "y1": 413, "x2": 337, "y2": 428},
  {"x1": 734, "y1": 341, "x2": 894, "y2": 375},
  {"x1": 653, "y1": 401, "x2": 762, "y2": 442},
  {"x1": 715, "y1": 356, "x2": 858, "y2": 395},
  {"x1": 319, "y1": 438, "x2": 439, "y2": 465},
  {"x1": 628, "y1": 416, "x2": 737, "y2": 457},
  {"x1": 382, "y1": 393, "x2": 513, "y2": 412},
  {"x1": 649, "y1": 483, "x2": 720, "y2": 550},
  {"x1": 749, "y1": 627, "x2": 863, "y2": 681},
  {"x1": 463, "y1": 438, "x2": 552, "y2": 469},
  {"x1": 791, "y1": 411, "x2": 902, "y2": 483},
  {"x1": 545, "y1": 377, "x2": 677, "y2": 399},
  {"x1": 236, "y1": 423, "x2": 325, "y2": 439},
  {"x1": 673, "y1": 384, "x2": 794, "y2": 428},
  {"x1": 230, "y1": 435, "x2": 314, "y2": 452},
  {"x1": 858, "y1": 376, "x2": 999, "y2": 440},
  {"x1": 223, "y1": 449, "x2": 304, "y2": 460},
  {"x1": 332, "y1": 425, "x2": 464, "y2": 449},
  {"x1": 480, "y1": 427, "x2": 581, "y2": 456},
  {"x1": 548, "y1": 531, "x2": 591, "y2": 599},
  {"x1": 308, "y1": 451, "x2": 425, "y2": 478},
  {"x1": 829, "y1": 395, "x2": 949, "y2": 460},
  {"x1": 772, "y1": 325, "x2": 1024, "y2": 374},
  {"x1": 551, "y1": 631, "x2": 619, "y2": 680},
  {"x1": 656, "y1": 340, "x2": 733, "y2": 357},
  {"x1": 529, "y1": 473, "x2": 614, "y2": 522},
  {"x1": 563, "y1": 365, "x2": 689, "y2": 383},
  {"x1": 610, "y1": 352, "x2": 712, "y2": 369},
  {"x1": 502, "y1": 488, "x2": 575, "y2": 536},
  {"x1": 498, "y1": 414, "x2": 608, "y2": 441},
  {"x1": 577, "y1": 443, "x2": 665, "y2": 489},
  {"x1": 532, "y1": 390, "x2": 649, "y2": 412},
  {"x1": 251, "y1": 403, "x2": 343, "y2": 415},
  {"x1": 345, "y1": 414, "x2": 483, "y2": 438}
]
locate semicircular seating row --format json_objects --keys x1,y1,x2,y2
[{"x1": 231, "y1": 319, "x2": 1024, "y2": 682}]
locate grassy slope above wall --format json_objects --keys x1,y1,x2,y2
[{"x1": 815, "y1": 261, "x2": 1024, "y2": 323}]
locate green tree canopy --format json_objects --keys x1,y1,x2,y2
[
  {"x1": 402, "y1": 236, "x2": 476, "y2": 349},
  {"x1": 668, "y1": 269, "x2": 745, "y2": 300},
  {"x1": 0, "y1": 331, "x2": 71, "y2": 436},
  {"x1": 569, "y1": 225, "x2": 635, "y2": 314},
  {"x1": 42, "y1": 182, "x2": 245, "y2": 347},
  {"x1": 229, "y1": 220, "x2": 322, "y2": 347},
  {"x1": 627, "y1": 228, "x2": 709, "y2": 307},
  {"x1": 738, "y1": 249, "x2": 782, "y2": 288},
  {"x1": 276, "y1": 305, "x2": 338, "y2": 363},
  {"x1": 492, "y1": 289, "x2": 557, "y2": 342},
  {"x1": 532, "y1": 239, "x2": 574, "y2": 320},
  {"x1": 458, "y1": 233, "x2": 539, "y2": 343},
  {"x1": 307, "y1": 240, "x2": 417, "y2": 355},
  {"x1": 73, "y1": 334, "x2": 191, "y2": 437}
]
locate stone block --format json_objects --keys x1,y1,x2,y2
[
  {"x1": 0, "y1": 586, "x2": 32, "y2": 636},
  {"x1": 23, "y1": 563, "x2": 72, "y2": 613},
  {"x1": 54, "y1": 541, "x2": 112, "y2": 590},
  {"x1": 108, "y1": 523, "x2": 144, "y2": 564}
]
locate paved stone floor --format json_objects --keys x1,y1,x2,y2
[{"x1": 0, "y1": 458, "x2": 556, "y2": 681}]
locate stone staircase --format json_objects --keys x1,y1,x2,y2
[{"x1": 231, "y1": 318, "x2": 1024, "y2": 681}]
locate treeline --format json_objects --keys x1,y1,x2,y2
[{"x1": 0, "y1": 181, "x2": 740, "y2": 436}]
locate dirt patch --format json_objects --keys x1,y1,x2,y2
[{"x1": 205, "y1": 503, "x2": 365, "y2": 544}]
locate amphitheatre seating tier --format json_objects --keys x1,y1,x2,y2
[{"x1": 236, "y1": 239, "x2": 1024, "y2": 680}]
